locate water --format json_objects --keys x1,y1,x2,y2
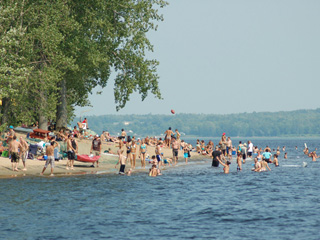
[{"x1": 0, "y1": 138, "x2": 319, "y2": 240}]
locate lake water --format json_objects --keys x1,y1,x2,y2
[{"x1": 0, "y1": 138, "x2": 319, "y2": 239}]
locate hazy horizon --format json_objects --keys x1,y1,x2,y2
[{"x1": 75, "y1": 0, "x2": 320, "y2": 117}]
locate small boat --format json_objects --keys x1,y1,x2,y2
[{"x1": 76, "y1": 154, "x2": 100, "y2": 163}]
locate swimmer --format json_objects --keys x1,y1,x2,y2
[
  {"x1": 284, "y1": 152, "x2": 287, "y2": 159},
  {"x1": 236, "y1": 151, "x2": 242, "y2": 171},
  {"x1": 149, "y1": 165, "x2": 158, "y2": 177},
  {"x1": 252, "y1": 157, "x2": 261, "y2": 172},
  {"x1": 308, "y1": 151, "x2": 319, "y2": 162},
  {"x1": 217, "y1": 158, "x2": 230, "y2": 174},
  {"x1": 262, "y1": 149, "x2": 272, "y2": 163},
  {"x1": 260, "y1": 159, "x2": 271, "y2": 172},
  {"x1": 273, "y1": 154, "x2": 279, "y2": 167},
  {"x1": 161, "y1": 153, "x2": 172, "y2": 166}
]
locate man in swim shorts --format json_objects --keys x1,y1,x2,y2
[
  {"x1": 67, "y1": 134, "x2": 78, "y2": 170},
  {"x1": 41, "y1": 141, "x2": 58, "y2": 176},
  {"x1": 172, "y1": 138, "x2": 180, "y2": 165},
  {"x1": 262, "y1": 149, "x2": 272, "y2": 163},
  {"x1": 9, "y1": 135, "x2": 22, "y2": 171}
]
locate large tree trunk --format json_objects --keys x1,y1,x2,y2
[
  {"x1": 1, "y1": 98, "x2": 10, "y2": 125},
  {"x1": 38, "y1": 86, "x2": 48, "y2": 130},
  {"x1": 39, "y1": 114, "x2": 47, "y2": 130},
  {"x1": 56, "y1": 78, "x2": 67, "y2": 129}
]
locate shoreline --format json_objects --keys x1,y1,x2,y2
[{"x1": 0, "y1": 133, "x2": 208, "y2": 179}]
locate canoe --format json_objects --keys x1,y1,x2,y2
[{"x1": 76, "y1": 154, "x2": 100, "y2": 163}]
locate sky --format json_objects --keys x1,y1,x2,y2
[{"x1": 75, "y1": 0, "x2": 320, "y2": 118}]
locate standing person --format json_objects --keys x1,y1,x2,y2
[
  {"x1": 82, "y1": 118, "x2": 88, "y2": 129},
  {"x1": 172, "y1": 137, "x2": 180, "y2": 165},
  {"x1": 41, "y1": 141, "x2": 58, "y2": 176},
  {"x1": 90, "y1": 135, "x2": 101, "y2": 168},
  {"x1": 9, "y1": 135, "x2": 22, "y2": 171},
  {"x1": 237, "y1": 151, "x2": 242, "y2": 171},
  {"x1": 241, "y1": 143, "x2": 247, "y2": 163},
  {"x1": 219, "y1": 133, "x2": 227, "y2": 160},
  {"x1": 175, "y1": 129, "x2": 181, "y2": 142},
  {"x1": 211, "y1": 146, "x2": 221, "y2": 167},
  {"x1": 183, "y1": 144, "x2": 189, "y2": 164},
  {"x1": 119, "y1": 129, "x2": 126, "y2": 141},
  {"x1": 115, "y1": 149, "x2": 126, "y2": 174},
  {"x1": 66, "y1": 135, "x2": 78, "y2": 170},
  {"x1": 126, "y1": 136, "x2": 132, "y2": 167},
  {"x1": 164, "y1": 127, "x2": 173, "y2": 148},
  {"x1": 7, "y1": 126, "x2": 16, "y2": 145},
  {"x1": 140, "y1": 139, "x2": 147, "y2": 168},
  {"x1": 19, "y1": 137, "x2": 29, "y2": 171},
  {"x1": 247, "y1": 140, "x2": 254, "y2": 158},
  {"x1": 226, "y1": 137, "x2": 232, "y2": 160},
  {"x1": 155, "y1": 142, "x2": 162, "y2": 168},
  {"x1": 131, "y1": 140, "x2": 137, "y2": 169}
]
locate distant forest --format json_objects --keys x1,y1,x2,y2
[{"x1": 71, "y1": 109, "x2": 320, "y2": 137}]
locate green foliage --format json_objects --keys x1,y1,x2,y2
[
  {"x1": 0, "y1": 0, "x2": 168, "y2": 128},
  {"x1": 73, "y1": 109, "x2": 320, "y2": 137}
]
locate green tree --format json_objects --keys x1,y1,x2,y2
[{"x1": 56, "y1": 0, "x2": 168, "y2": 128}]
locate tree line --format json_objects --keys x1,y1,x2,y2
[
  {"x1": 74, "y1": 108, "x2": 320, "y2": 137},
  {"x1": 0, "y1": 0, "x2": 167, "y2": 132}
]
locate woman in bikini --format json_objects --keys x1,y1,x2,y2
[{"x1": 140, "y1": 139, "x2": 147, "y2": 168}]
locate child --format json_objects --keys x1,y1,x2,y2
[{"x1": 115, "y1": 149, "x2": 126, "y2": 174}]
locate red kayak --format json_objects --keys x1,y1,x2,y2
[{"x1": 76, "y1": 155, "x2": 100, "y2": 163}]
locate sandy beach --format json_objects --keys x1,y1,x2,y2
[{"x1": 0, "y1": 133, "x2": 202, "y2": 178}]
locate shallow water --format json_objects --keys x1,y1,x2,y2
[{"x1": 0, "y1": 138, "x2": 319, "y2": 239}]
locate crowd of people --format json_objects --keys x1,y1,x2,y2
[{"x1": 0, "y1": 122, "x2": 318, "y2": 177}]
